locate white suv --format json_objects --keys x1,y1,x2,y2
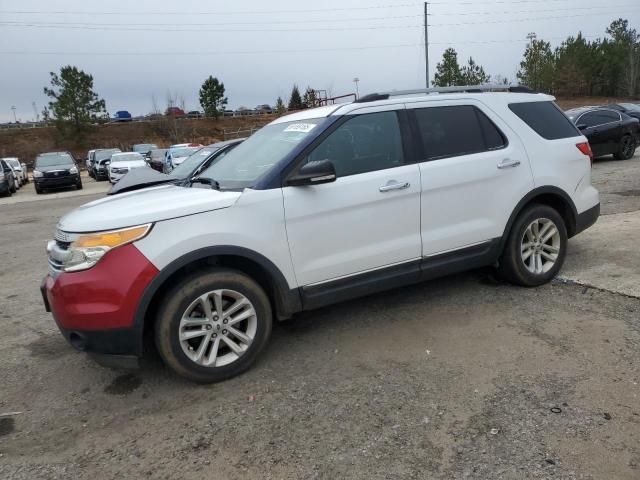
[{"x1": 41, "y1": 85, "x2": 600, "y2": 382}]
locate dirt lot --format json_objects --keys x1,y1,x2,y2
[{"x1": 0, "y1": 155, "x2": 639, "y2": 479}]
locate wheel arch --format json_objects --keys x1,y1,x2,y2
[
  {"x1": 500, "y1": 186, "x2": 578, "y2": 253},
  {"x1": 134, "y1": 246, "x2": 302, "y2": 345}
]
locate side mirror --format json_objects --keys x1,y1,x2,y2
[
  {"x1": 287, "y1": 159, "x2": 337, "y2": 186},
  {"x1": 576, "y1": 124, "x2": 588, "y2": 131}
]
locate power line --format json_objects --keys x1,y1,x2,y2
[
  {"x1": 429, "y1": 9, "x2": 640, "y2": 26},
  {"x1": 429, "y1": 4, "x2": 640, "y2": 15},
  {"x1": 0, "y1": 3, "x2": 422, "y2": 16}
]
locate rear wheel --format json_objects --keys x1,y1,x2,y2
[
  {"x1": 497, "y1": 204, "x2": 568, "y2": 286},
  {"x1": 10, "y1": 182, "x2": 16, "y2": 193},
  {"x1": 155, "y1": 268, "x2": 273, "y2": 383},
  {"x1": 613, "y1": 134, "x2": 636, "y2": 160}
]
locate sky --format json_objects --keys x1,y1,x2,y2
[{"x1": 0, "y1": 0, "x2": 638, "y2": 122}]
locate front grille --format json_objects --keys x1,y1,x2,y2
[{"x1": 44, "y1": 169, "x2": 70, "y2": 178}]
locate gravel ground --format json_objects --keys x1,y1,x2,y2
[{"x1": 0, "y1": 156, "x2": 639, "y2": 479}]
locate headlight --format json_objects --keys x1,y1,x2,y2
[
  {"x1": 33, "y1": 170, "x2": 43, "y2": 178},
  {"x1": 49, "y1": 224, "x2": 152, "y2": 272},
  {"x1": 69, "y1": 166, "x2": 78, "y2": 174}
]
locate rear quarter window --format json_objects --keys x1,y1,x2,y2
[{"x1": 509, "y1": 101, "x2": 580, "y2": 140}]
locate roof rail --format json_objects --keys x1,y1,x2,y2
[{"x1": 355, "y1": 84, "x2": 535, "y2": 103}]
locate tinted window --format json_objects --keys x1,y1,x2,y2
[
  {"x1": 509, "y1": 101, "x2": 580, "y2": 140},
  {"x1": 35, "y1": 153, "x2": 74, "y2": 167},
  {"x1": 579, "y1": 110, "x2": 620, "y2": 127},
  {"x1": 413, "y1": 105, "x2": 505, "y2": 160},
  {"x1": 95, "y1": 149, "x2": 121, "y2": 161},
  {"x1": 307, "y1": 111, "x2": 404, "y2": 177}
]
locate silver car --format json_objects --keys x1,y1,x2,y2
[{"x1": 3, "y1": 157, "x2": 26, "y2": 187}]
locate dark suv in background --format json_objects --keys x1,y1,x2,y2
[{"x1": 33, "y1": 152, "x2": 82, "y2": 194}]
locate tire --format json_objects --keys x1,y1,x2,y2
[
  {"x1": 35, "y1": 185, "x2": 42, "y2": 194},
  {"x1": 155, "y1": 268, "x2": 273, "y2": 383},
  {"x1": 497, "y1": 204, "x2": 568, "y2": 287},
  {"x1": 10, "y1": 182, "x2": 16, "y2": 193},
  {"x1": 613, "y1": 134, "x2": 636, "y2": 160},
  {"x1": 76, "y1": 181, "x2": 83, "y2": 190}
]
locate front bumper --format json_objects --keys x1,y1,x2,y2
[
  {"x1": 41, "y1": 243, "x2": 159, "y2": 363},
  {"x1": 35, "y1": 174, "x2": 79, "y2": 188}
]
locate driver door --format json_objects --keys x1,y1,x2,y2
[{"x1": 282, "y1": 108, "x2": 422, "y2": 290}]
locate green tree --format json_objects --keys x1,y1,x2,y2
[
  {"x1": 199, "y1": 76, "x2": 228, "y2": 119},
  {"x1": 460, "y1": 57, "x2": 490, "y2": 85},
  {"x1": 303, "y1": 87, "x2": 318, "y2": 108},
  {"x1": 288, "y1": 84, "x2": 304, "y2": 110},
  {"x1": 516, "y1": 39, "x2": 556, "y2": 93},
  {"x1": 606, "y1": 19, "x2": 640, "y2": 96},
  {"x1": 274, "y1": 96, "x2": 286, "y2": 114},
  {"x1": 433, "y1": 48, "x2": 462, "y2": 87},
  {"x1": 43, "y1": 65, "x2": 106, "y2": 131}
]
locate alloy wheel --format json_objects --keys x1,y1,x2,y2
[
  {"x1": 520, "y1": 218, "x2": 561, "y2": 275},
  {"x1": 178, "y1": 289, "x2": 257, "y2": 367}
]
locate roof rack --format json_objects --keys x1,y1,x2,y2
[{"x1": 354, "y1": 84, "x2": 536, "y2": 103}]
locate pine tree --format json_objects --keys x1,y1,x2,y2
[
  {"x1": 303, "y1": 87, "x2": 318, "y2": 108},
  {"x1": 199, "y1": 76, "x2": 228, "y2": 119},
  {"x1": 460, "y1": 57, "x2": 490, "y2": 85},
  {"x1": 288, "y1": 85, "x2": 304, "y2": 110},
  {"x1": 275, "y1": 96, "x2": 286, "y2": 114},
  {"x1": 433, "y1": 48, "x2": 462, "y2": 87}
]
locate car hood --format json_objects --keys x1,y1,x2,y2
[
  {"x1": 35, "y1": 164, "x2": 75, "y2": 172},
  {"x1": 108, "y1": 168, "x2": 176, "y2": 195},
  {"x1": 58, "y1": 184, "x2": 242, "y2": 232},
  {"x1": 110, "y1": 160, "x2": 147, "y2": 169}
]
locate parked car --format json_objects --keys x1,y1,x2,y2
[
  {"x1": 3, "y1": 158, "x2": 25, "y2": 188},
  {"x1": 0, "y1": 158, "x2": 17, "y2": 196},
  {"x1": 92, "y1": 148, "x2": 122, "y2": 180},
  {"x1": 223, "y1": 110, "x2": 235, "y2": 117},
  {"x1": 4, "y1": 157, "x2": 28, "y2": 184},
  {"x1": 108, "y1": 139, "x2": 244, "y2": 195},
  {"x1": 114, "y1": 111, "x2": 132, "y2": 122},
  {"x1": 606, "y1": 103, "x2": 640, "y2": 121},
  {"x1": 255, "y1": 104, "x2": 273, "y2": 114},
  {"x1": 148, "y1": 148, "x2": 168, "y2": 172},
  {"x1": 108, "y1": 152, "x2": 149, "y2": 183},
  {"x1": 166, "y1": 107, "x2": 185, "y2": 117},
  {"x1": 85, "y1": 150, "x2": 96, "y2": 177},
  {"x1": 565, "y1": 106, "x2": 639, "y2": 160},
  {"x1": 187, "y1": 110, "x2": 203, "y2": 118},
  {"x1": 41, "y1": 85, "x2": 600, "y2": 382},
  {"x1": 132, "y1": 143, "x2": 158, "y2": 158},
  {"x1": 33, "y1": 152, "x2": 82, "y2": 193},
  {"x1": 164, "y1": 143, "x2": 203, "y2": 173}
]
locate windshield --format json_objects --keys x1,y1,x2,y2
[
  {"x1": 620, "y1": 103, "x2": 640, "y2": 112},
  {"x1": 170, "y1": 147, "x2": 200, "y2": 158},
  {"x1": 95, "y1": 149, "x2": 121, "y2": 161},
  {"x1": 170, "y1": 148, "x2": 217, "y2": 177},
  {"x1": 150, "y1": 149, "x2": 167, "y2": 159},
  {"x1": 6, "y1": 159, "x2": 20, "y2": 168},
  {"x1": 133, "y1": 144, "x2": 157, "y2": 153},
  {"x1": 36, "y1": 153, "x2": 74, "y2": 167},
  {"x1": 198, "y1": 118, "x2": 324, "y2": 189},
  {"x1": 112, "y1": 153, "x2": 144, "y2": 162}
]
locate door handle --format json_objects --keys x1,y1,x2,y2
[
  {"x1": 379, "y1": 181, "x2": 410, "y2": 192},
  {"x1": 497, "y1": 158, "x2": 521, "y2": 169}
]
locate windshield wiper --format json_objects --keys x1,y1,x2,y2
[{"x1": 190, "y1": 177, "x2": 220, "y2": 190}]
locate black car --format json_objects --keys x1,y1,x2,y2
[
  {"x1": 0, "y1": 158, "x2": 17, "y2": 196},
  {"x1": 108, "y1": 139, "x2": 244, "y2": 195},
  {"x1": 33, "y1": 152, "x2": 82, "y2": 194},
  {"x1": 92, "y1": 148, "x2": 122, "y2": 180},
  {"x1": 565, "y1": 107, "x2": 639, "y2": 160},
  {"x1": 606, "y1": 103, "x2": 640, "y2": 121}
]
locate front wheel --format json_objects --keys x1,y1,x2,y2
[
  {"x1": 155, "y1": 268, "x2": 273, "y2": 383},
  {"x1": 10, "y1": 182, "x2": 16, "y2": 193},
  {"x1": 613, "y1": 134, "x2": 636, "y2": 160},
  {"x1": 497, "y1": 204, "x2": 568, "y2": 287},
  {"x1": 76, "y1": 181, "x2": 83, "y2": 190}
]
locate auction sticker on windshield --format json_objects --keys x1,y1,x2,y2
[{"x1": 283, "y1": 123, "x2": 317, "y2": 133}]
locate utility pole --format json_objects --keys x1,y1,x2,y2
[
  {"x1": 424, "y1": 2, "x2": 429, "y2": 88},
  {"x1": 32, "y1": 101, "x2": 39, "y2": 123},
  {"x1": 353, "y1": 77, "x2": 360, "y2": 99},
  {"x1": 526, "y1": 32, "x2": 537, "y2": 48},
  {"x1": 10, "y1": 105, "x2": 17, "y2": 123}
]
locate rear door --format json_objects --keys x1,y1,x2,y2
[
  {"x1": 407, "y1": 100, "x2": 534, "y2": 256},
  {"x1": 578, "y1": 110, "x2": 622, "y2": 156}
]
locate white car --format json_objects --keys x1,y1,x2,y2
[
  {"x1": 43, "y1": 84, "x2": 600, "y2": 383},
  {"x1": 107, "y1": 152, "x2": 149, "y2": 183},
  {"x1": 3, "y1": 157, "x2": 25, "y2": 188},
  {"x1": 164, "y1": 144, "x2": 202, "y2": 173}
]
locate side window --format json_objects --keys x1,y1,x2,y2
[
  {"x1": 306, "y1": 111, "x2": 404, "y2": 177},
  {"x1": 413, "y1": 105, "x2": 506, "y2": 161},
  {"x1": 579, "y1": 110, "x2": 619, "y2": 128}
]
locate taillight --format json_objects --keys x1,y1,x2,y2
[{"x1": 576, "y1": 142, "x2": 593, "y2": 166}]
